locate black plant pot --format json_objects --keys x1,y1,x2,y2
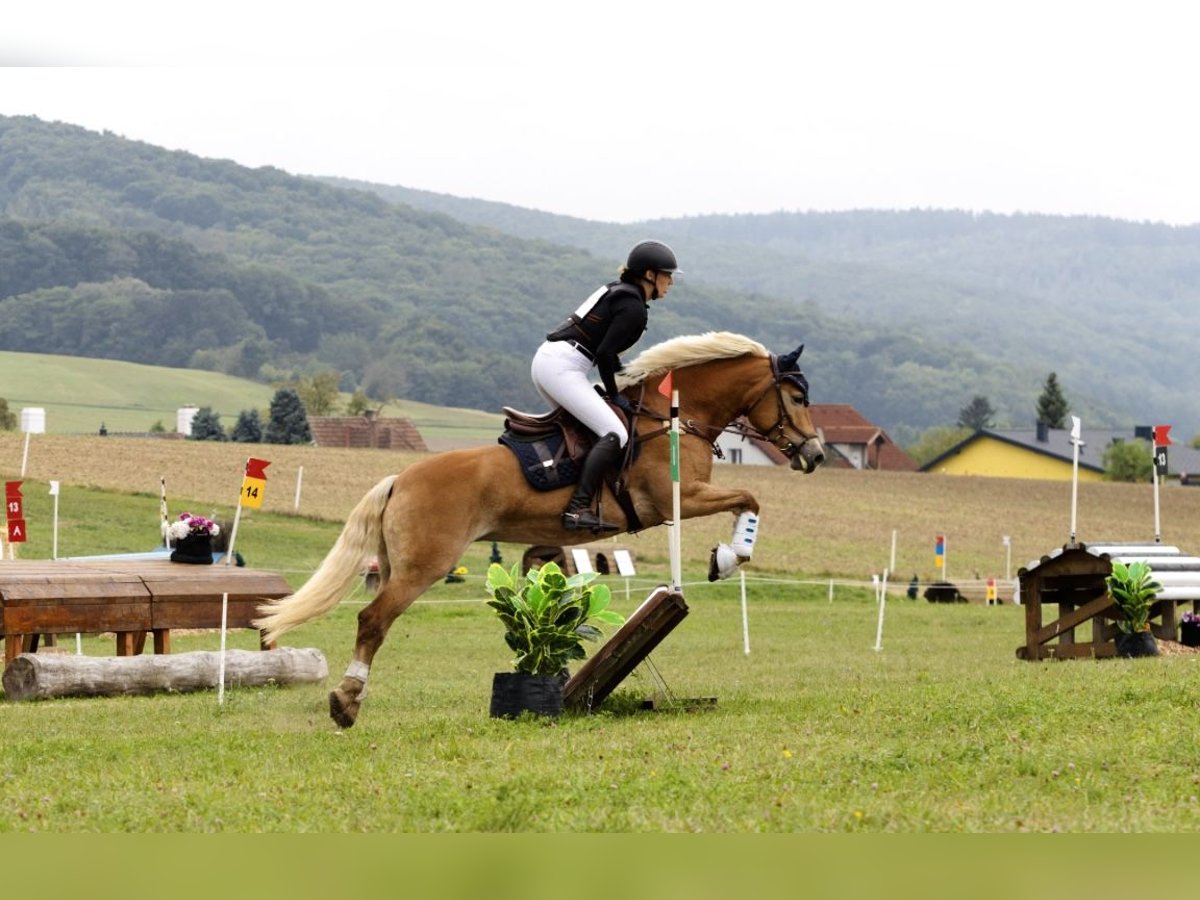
[
  {"x1": 1115, "y1": 630, "x2": 1159, "y2": 658},
  {"x1": 489, "y1": 672, "x2": 564, "y2": 719},
  {"x1": 170, "y1": 533, "x2": 214, "y2": 565},
  {"x1": 1181, "y1": 621, "x2": 1200, "y2": 648}
]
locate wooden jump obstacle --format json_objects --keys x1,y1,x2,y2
[
  {"x1": 0, "y1": 558, "x2": 292, "y2": 665},
  {"x1": 563, "y1": 585, "x2": 691, "y2": 712},
  {"x1": 1016, "y1": 542, "x2": 1200, "y2": 660}
]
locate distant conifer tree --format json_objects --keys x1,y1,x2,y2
[
  {"x1": 1036, "y1": 373, "x2": 1069, "y2": 429},
  {"x1": 189, "y1": 407, "x2": 227, "y2": 441},
  {"x1": 264, "y1": 388, "x2": 313, "y2": 445},
  {"x1": 230, "y1": 408, "x2": 264, "y2": 443}
]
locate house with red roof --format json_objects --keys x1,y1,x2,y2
[
  {"x1": 809, "y1": 404, "x2": 919, "y2": 471},
  {"x1": 309, "y1": 410, "x2": 428, "y2": 452}
]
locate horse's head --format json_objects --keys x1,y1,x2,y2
[{"x1": 745, "y1": 343, "x2": 825, "y2": 474}]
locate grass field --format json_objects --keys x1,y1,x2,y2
[{"x1": 4, "y1": 436, "x2": 1200, "y2": 832}]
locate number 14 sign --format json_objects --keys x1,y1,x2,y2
[{"x1": 240, "y1": 458, "x2": 271, "y2": 508}]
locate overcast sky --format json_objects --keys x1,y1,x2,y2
[{"x1": 2, "y1": 1, "x2": 1197, "y2": 225}]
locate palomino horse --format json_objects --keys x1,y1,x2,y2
[{"x1": 255, "y1": 332, "x2": 825, "y2": 727}]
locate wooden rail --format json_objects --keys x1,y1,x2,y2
[{"x1": 0, "y1": 559, "x2": 292, "y2": 664}]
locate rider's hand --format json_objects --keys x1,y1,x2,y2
[{"x1": 611, "y1": 394, "x2": 634, "y2": 416}]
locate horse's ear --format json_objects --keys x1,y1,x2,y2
[{"x1": 778, "y1": 344, "x2": 805, "y2": 372}]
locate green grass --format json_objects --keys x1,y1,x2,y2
[
  {"x1": 5, "y1": 482, "x2": 1200, "y2": 832},
  {"x1": 0, "y1": 350, "x2": 502, "y2": 446}
]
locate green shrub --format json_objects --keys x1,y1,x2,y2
[
  {"x1": 484, "y1": 561, "x2": 624, "y2": 676},
  {"x1": 1106, "y1": 559, "x2": 1162, "y2": 633}
]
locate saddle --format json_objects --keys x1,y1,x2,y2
[
  {"x1": 498, "y1": 396, "x2": 646, "y2": 530},
  {"x1": 501, "y1": 405, "x2": 595, "y2": 465}
]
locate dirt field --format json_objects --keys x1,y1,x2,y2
[{"x1": 5, "y1": 433, "x2": 1200, "y2": 590}]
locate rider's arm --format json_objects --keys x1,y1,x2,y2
[{"x1": 593, "y1": 295, "x2": 648, "y2": 398}]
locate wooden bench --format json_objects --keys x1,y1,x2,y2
[{"x1": 0, "y1": 558, "x2": 292, "y2": 664}]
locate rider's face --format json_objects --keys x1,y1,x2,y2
[{"x1": 652, "y1": 271, "x2": 674, "y2": 298}]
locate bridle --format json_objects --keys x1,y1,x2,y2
[
  {"x1": 633, "y1": 354, "x2": 818, "y2": 462},
  {"x1": 734, "y1": 354, "x2": 819, "y2": 460}
]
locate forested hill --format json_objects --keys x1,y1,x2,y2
[
  {"x1": 1, "y1": 114, "x2": 1196, "y2": 443},
  {"x1": 328, "y1": 177, "x2": 1200, "y2": 441}
]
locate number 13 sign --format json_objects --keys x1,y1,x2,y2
[{"x1": 6, "y1": 480, "x2": 26, "y2": 543}]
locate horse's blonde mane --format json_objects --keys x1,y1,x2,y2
[{"x1": 615, "y1": 332, "x2": 770, "y2": 389}]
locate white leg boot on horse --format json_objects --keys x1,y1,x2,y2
[{"x1": 561, "y1": 431, "x2": 623, "y2": 533}]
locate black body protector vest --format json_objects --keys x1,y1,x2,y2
[{"x1": 545, "y1": 280, "x2": 648, "y2": 397}]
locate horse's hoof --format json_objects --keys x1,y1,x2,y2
[
  {"x1": 708, "y1": 544, "x2": 738, "y2": 581},
  {"x1": 329, "y1": 688, "x2": 360, "y2": 729}
]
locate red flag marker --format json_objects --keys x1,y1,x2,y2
[
  {"x1": 1154, "y1": 425, "x2": 1172, "y2": 447},
  {"x1": 658, "y1": 370, "x2": 673, "y2": 399},
  {"x1": 245, "y1": 458, "x2": 271, "y2": 480}
]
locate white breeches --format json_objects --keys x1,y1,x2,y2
[{"x1": 531, "y1": 340, "x2": 629, "y2": 447}]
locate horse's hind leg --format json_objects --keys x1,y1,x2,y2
[{"x1": 328, "y1": 549, "x2": 465, "y2": 729}]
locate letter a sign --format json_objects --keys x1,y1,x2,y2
[
  {"x1": 6, "y1": 480, "x2": 27, "y2": 543},
  {"x1": 240, "y1": 458, "x2": 270, "y2": 509}
]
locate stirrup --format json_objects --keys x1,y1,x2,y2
[{"x1": 562, "y1": 509, "x2": 620, "y2": 533}]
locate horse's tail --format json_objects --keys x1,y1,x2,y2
[{"x1": 254, "y1": 474, "x2": 398, "y2": 644}]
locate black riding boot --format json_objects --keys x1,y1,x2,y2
[{"x1": 562, "y1": 432, "x2": 623, "y2": 532}]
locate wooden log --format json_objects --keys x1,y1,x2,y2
[{"x1": 2, "y1": 647, "x2": 327, "y2": 702}]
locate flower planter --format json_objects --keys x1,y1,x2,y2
[
  {"x1": 170, "y1": 533, "x2": 214, "y2": 565},
  {"x1": 489, "y1": 672, "x2": 564, "y2": 719},
  {"x1": 1181, "y1": 620, "x2": 1200, "y2": 648},
  {"x1": 1114, "y1": 631, "x2": 1159, "y2": 658}
]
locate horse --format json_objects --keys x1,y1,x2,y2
[{"x1": 254, "y1": 331, "x2": 825, "y2": 727}]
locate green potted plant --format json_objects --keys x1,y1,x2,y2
[
  {"x1": 1106, "y1": 559, "x2": 1163, "y2": 657},
  {"x1": 484, "y1": 561, "x2": 625, "y2": 718}
]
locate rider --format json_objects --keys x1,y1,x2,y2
[{"x1": 532, "y1": 239, "x2": 681, "y2": 532}]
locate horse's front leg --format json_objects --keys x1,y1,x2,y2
[
  {"x1": 676, "y1": 482, "x2": 765, "y2": 583},
  {"x1": 678, "y1": 481, "x2": 759, "y2": 519}
]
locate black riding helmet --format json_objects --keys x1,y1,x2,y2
[{"x1": 626, "y1": 240, "x2": 682, "y2": 277}]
